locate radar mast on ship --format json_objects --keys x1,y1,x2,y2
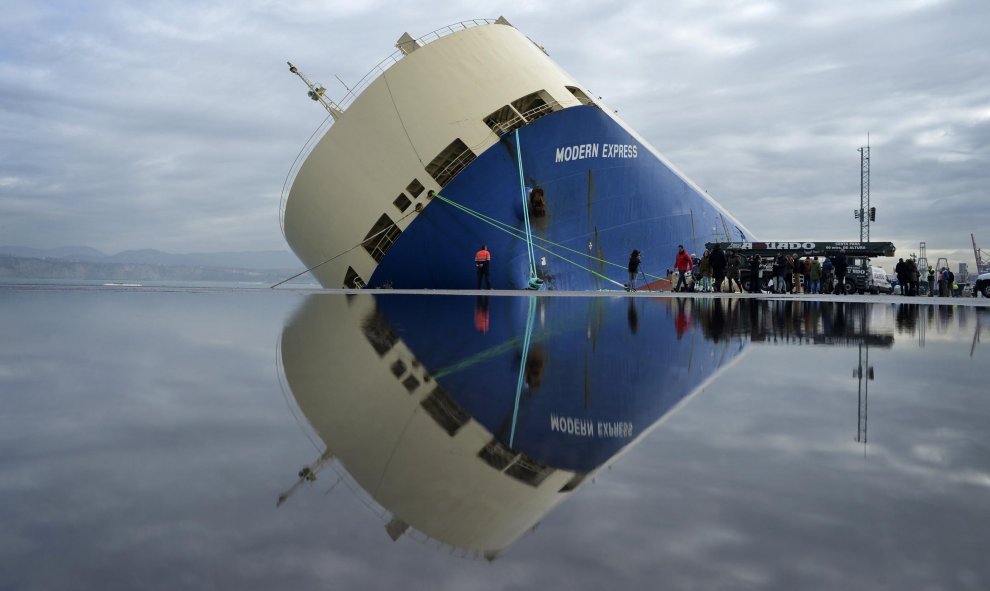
[{"x1": 287, "y1": 61, "x2": 343, "y2": 120}]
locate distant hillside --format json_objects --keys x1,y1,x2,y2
[
  {"x1": 0, "y1": 245, "x2": 303, "y2": 270},
  {"x1": 0, "y1": 254, "x2": 314, "y2": 284}
]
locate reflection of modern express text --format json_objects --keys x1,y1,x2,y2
[{"x1": 550, "y1": 414, "x2": 634, "y2": 438}]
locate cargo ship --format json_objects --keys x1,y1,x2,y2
[
  {"x1": 278, "y1": 293, "x2": 748, "y2": 558},
  {"x1": 281, "y1": 18, "x2": 753, "y2": 290}
]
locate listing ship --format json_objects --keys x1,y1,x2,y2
[
  {"x1": 281, "y1": 18, "x2": 753, "y2": 290},
  {"x1": 277, "y1": 294, "x2": 748, "y2": 558}
]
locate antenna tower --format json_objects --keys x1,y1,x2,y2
[{"x1": 855, "y1": 140, "x2": 871, "y2": 242}]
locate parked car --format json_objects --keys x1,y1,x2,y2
[
  {"x1": 870, "y1": 267, "x2": 893, "y2": 294},
  {"x1": 974, "y1": 272, "x2": 990, "y2": 298}
]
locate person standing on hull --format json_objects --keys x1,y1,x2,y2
[
  {"x1": 627, "y1": 249, "x2": 642, "y2": 291},
  {"x1": 475, "y1": 244, "x2": 492, "y2": 290},
  {"x1": 710, "y1": 243, "x2": 727, "y2": 293},
  {"x1": 833, "y1": 249, "x2": 849, "y2": 294},
  {"x1": 673, "y1": 245, "x2": 693, "y2": 293}
]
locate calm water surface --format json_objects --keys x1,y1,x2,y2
[{"x1": 1, "y1": 287, "x2": 988, "y2": 590}]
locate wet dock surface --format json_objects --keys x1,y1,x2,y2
[{"x1": 1, "y1": 286, "x2": 987, "y2": 589}]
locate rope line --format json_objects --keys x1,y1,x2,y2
[
  {"x1": 510, "y1": 296, "x2": 537, "y2": 448},
  {"x1": 514, "y1": 129, "x2": 538, "y2": 284},
  {"x1": 433, "y1": 194, "x2": 626, "y2": 288},
  {"x1": 434, "y1": 193, "x2": 667, "y2": 280},
  {"x1": 269, "y1": 208, "x2": 418, "y2": 288}
]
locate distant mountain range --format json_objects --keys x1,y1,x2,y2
[
  {"x1": 0, "y1": 245, "x2": 314, "y2": 284},
  {"x1": 0, "y1": 245, "x2": 303, "y2": 270}
]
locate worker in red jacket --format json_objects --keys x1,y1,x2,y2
[
  {"x1": 673, "y1": 244, "x2": 693, "y2": 292},
  {"x1": 475, "y1": 245, "x2": 492, "y2": 289}
]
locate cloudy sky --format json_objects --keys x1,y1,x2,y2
[{"x1": 1, "y1": 0, "x2": 988, "y2": 270}]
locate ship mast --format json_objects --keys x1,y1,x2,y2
[{"x1": 287, "y1": 61, "x2": 343, "y2": 120}]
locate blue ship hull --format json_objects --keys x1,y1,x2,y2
[
  {"x1": 370, "y1": 106, "x2": 751, "y2": 290},
  {"x1": 372, "y1": 294, "x2": 746, "y2": 473}
]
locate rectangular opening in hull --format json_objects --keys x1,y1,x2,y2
[
  {"x1": 393, "y1": 193, "x2": 411, "y2": 212},
  {"x1": 511, "y1": 90, "x2": 560, "y2": 122},
  {"x1": 406, "y1": 179, "x2": 425, "y2": 198},
  {"x1": 565, "y1": 86, "x2": 594, "y2": 106},
  {"x1": 426, "y1": 138, "x2": 476, "y2": 187},
  {"x1": 344, "y1": 266, "x2": 366, "y2": 289},
  {"x1": 421, "y1": 386, "x2": 470, "y2": 435},
  {"x1": 483, "y1": 104, "x2": 526, "y2": 136},
  {"x1": 362, "y1": 213, "x2": 402, "y2": 263},
  {"x1": 478, "y1": 439, "x2": 556, "y2": 487}
]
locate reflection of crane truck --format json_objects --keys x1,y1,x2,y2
[{"x1": 705, "y1": 241, "x2": 897, "y2": 294}]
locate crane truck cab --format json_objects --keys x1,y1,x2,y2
[{"x1": 705, "y1": 241, "x2": 897, "y2": 294}]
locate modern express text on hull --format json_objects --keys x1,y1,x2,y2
[{"x1": 281, "y1": 18, "x2": 753, "y2": 290}]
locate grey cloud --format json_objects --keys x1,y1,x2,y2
[{"x1": 0, "y1": 0, "x2": 988, "y2": 265}]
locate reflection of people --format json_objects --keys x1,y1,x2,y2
[
  {"x1": 627, "y1": 299, "x2": 639, "y2": 334},
  {"x1": 474, "y1": 296, "x2": 490, "y2": 334},
  {"x1": 674, "y1": 298, "x2": 690, "y2": 339},
  {"x1": 475, "y1": 244, "x2": 492, "y2": 289},
  {"x1": 673, "y1": 245, "x2": 693, "y2": 292},
  {"x1": 627, "y1": 249, "x2": 642, "y2": 291}
]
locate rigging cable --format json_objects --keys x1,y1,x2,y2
[
  {"x1": 269, "y1": 208, "x2": 419, "y2": 288},
  {"x1": 509, "y1": 296, "x2": 537, "y2": 448},
  {"x1": 434, "y1": 193, "x2": 650, "y2": 288},
  {"x1": 514, "y1": 129, "x2": 541, "y2": 289},
  {"x1": 434, "y1": 193, "x2": 625, "y2": 289}
]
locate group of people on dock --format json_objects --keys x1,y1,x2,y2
[{"x1": 666, "y1": 244, "x2": 851, "y2": 295}]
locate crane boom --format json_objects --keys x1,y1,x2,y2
[{"x1": 973, "y1": 234, "x2": 990, "y2": 274}]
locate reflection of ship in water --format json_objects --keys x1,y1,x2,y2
[{"x1": 277, "y1": 294, "x2": 748, "y2": 559}]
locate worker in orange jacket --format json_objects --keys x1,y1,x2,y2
[{"x1": 475, "y1": 245, "x2": 492, "y2": 289}]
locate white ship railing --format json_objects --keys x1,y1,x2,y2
[
  {"x1": 338, "y1": 19, "x2": 498, "y2": 110},
  {"x1": 280, "y1": 18, "x2": 501, "y2": 236}
]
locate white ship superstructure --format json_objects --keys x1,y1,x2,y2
[{"x1": 282, "y1": 18, "x2": 752, "y2": 290}]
